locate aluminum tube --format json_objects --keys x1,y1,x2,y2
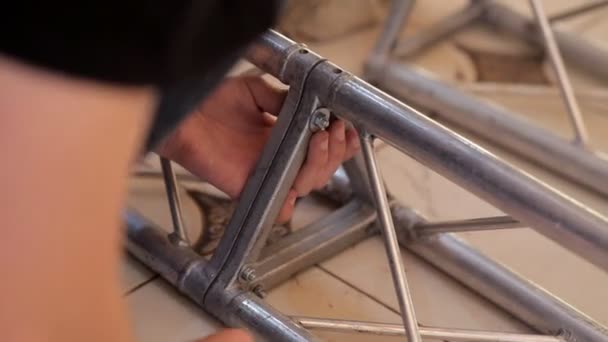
[
  {"x1": 370, "y1": 0, "x2": 415, "y2": 58},
  {"x1": 394, "y1": 2, "x2": 483, "y2": 57},
  {"x1": 529, "y1": 0, "x2": 589, "y2": 147},
  {"x1": 374, "y1": 60, "x2": 608, "y2": 197},
  {"x1": 247, "y1": 30, "x2": 608, "y2": 270},
  {"x1": 482, "y1": 0, "x2": 608, "y2": 82},
  {"x1": 329, "y1": 68, "x2": 608, "y2": 271},
  {"x1": 294, "y1": 317, "x2": 564, "y2": 341},
  {"x1": 398, "y1": 232, "x2": 608, "y2": 341},
  {"x1": 224, "y1": 292, "x2": 320, "y2": 342},
  {"x1": 160, "y1": 157, "x2": 190, "y2": 245},
  {"x1": 414, "y1": 216, "x2": 522, "y2": 236},
  {"x1": 360, "y1": 134, "x2": 421, "y2": 341},
  {"x1": 125, "y1": 210, "x2": 318, "y2": 341}
]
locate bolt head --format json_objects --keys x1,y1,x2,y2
[{"x1": 310, "y1": 108, "x2": 331, "y2": 132}]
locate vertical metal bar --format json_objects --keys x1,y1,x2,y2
[
  {"x1": 359, "y1": 133, "x2": 422, "y2": 342},
  {"x1": 529, "y1": 0, "x2": 590, "y2": 147},
  {"x1": 366, "y1": 0, "x2": 415, "y2": 81},
  {"x1": 394, "y1": 1, "x2": 484, "y2": 57},
  {"x1": 371, "y1": 0, "x2": 415, "y2": 57},
  {"x1": 160, "y1": 156, "x2": 190, "y2": 245},
  {"x1": 293, "y1": 317, "x2": 564, "y2": 341}
]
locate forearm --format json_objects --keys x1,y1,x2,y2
[{"x1": 0, "y1": 55, "x2": 155, "y2": 341}]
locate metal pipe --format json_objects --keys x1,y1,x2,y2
[
  {"x1": 549, "y1": 0, "x2": 608, "y2": 22},
  {"x1": 125, "y1": 209, "x2": 319, "y2": 341},
  {"x1": 371, "y1": 60, "x2": 608, "y2": 197},
  {"x1": 247, "y1": 30, "x2": 608, "y2": 271},
  {"x1": 529, "y1": 0, "x2": 589, "y2": 147},
  {"x1": 414, "y1": 216, "x2": 523, "y2": 236},
  {"x1": 160, "y1": 157, "x2": 190, "y2": 245},
  {"x1": 330, "y1": 66, "x2": 608, "y2": 271},
  {"x1": 482, "y1": 0, "x2": 608, "y2": 82},
  {"x1": 253, "y1": 200, "x2": 375, "y2": 290},
  {"x1": 369, "y1": 0, "x2": 415, "y2": 59},
  {"x1": 359, "y1": 133, "x2": 422, "y2": 342},
  {"x1": 294, "y1": 316, "x2": 564, "y2": 341},
  {"x1": 394, "y1": 1, "x2": 484, "y2": 57},
  {"x1": 392, "y1": 206, "x2": 608, "y2": 342}
]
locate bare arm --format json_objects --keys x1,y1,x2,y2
[{"x1": 0, "y1": 55, "x2": 155, "y2": 341}]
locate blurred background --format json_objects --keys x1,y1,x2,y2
[{"x1": 126, "y1": 1, "x2": 608, "y2": 341}]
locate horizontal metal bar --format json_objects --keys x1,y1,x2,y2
[
  {"x1": 414, "y1": 216, "x2": 523, "y2": 236},
  {"x1": 393, "y1": 206, "x2": 608, "y2": 342},
  {"x1": 458, "y1": 82, "x2": 608, "y2": 100},
  {"x1": 371, "y1": 60, "x2": 608, "y2": 197},
  {"x1": 293, "y1": 316, "x2": 564, "y2": 341},
  {"x1": 125, "y1": 209, "x2": 319, "y2": 341},
  {"x1": 253, "y1": 200, "x2": 375, "y2": 290}
]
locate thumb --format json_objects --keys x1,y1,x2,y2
[{"x1": 197, "y1": 329, "x2": 253, "y2": 342}]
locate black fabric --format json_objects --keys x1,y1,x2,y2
[{"x1": 0, "y1": 0, "x2": 279, "y2": 149}]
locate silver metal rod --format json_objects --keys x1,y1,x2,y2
[
  {"x1": 394, "y1": 1, "x2": 483, "y2": 57},
  {"x1": 549, "y1": 0, "x2": 608, "y2": 22},
  {"x1": 393, "y1": 206, "x2": 608, "y2": 342},
  {"x1": 371, "y1": 60, "x2": 608, "y2": 197},
  {"x1": 253, "y1": 200, "x2": 375, "y2": 290},
  {"x1": 529, "y1": 0, "x2": 590, "y2": 147},
  {"x1": 294, "y1": 317, "x2": 564, "y2": 341},
  {"x1": 359, "y1": 133, "x2": 421, "y2": 342},
  {"x1": 247, "y1": 30, "x2": 608, "y2": 271},
  {"x1": 125, "y1": 210, "x2": 319, "y2": 342},
  {"x1": 160, "y1": 157, "x2": 190, "y2": 245},
  {"x1": 414, "y1": 216, "x2": 523, "y2": 236},
  {"x1": 369, "y1": 0, "x2": 415, "y2": 59}
]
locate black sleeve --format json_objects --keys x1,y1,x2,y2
[{"x1": 0, "y1": 0, "x2": 280, "y2": 149}]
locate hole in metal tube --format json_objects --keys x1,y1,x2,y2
[{"x1": 299, "y1": 49, "x2": 309, "y2": 54}]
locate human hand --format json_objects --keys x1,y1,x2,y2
[{"x1": 157, "y1": 76, "x2": 359, "y2": 222}]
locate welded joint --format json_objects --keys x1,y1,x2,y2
[{"x1": 391, "y1": 205, "x2": 427, "y2": 242}]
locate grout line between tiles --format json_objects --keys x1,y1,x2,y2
[
  {"x1": 124, "y1": 274, "x2": 160, "y2": 297},
  {"x1": 316, "y1": 265, "x2": 401, "y2": 316}
]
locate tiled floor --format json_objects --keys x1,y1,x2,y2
[{"x1": 124, "y1": 1, "x2": 608, "y2": 341}]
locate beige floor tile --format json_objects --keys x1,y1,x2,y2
[
  {"x1": 267, "y1": 267, "x2": 406, "y2": 342},
  {"x1": 127, "y1": 279, "x2": 221, "y2": 342},
  {"x1": 320, "y1": 238, "x2": 530, "y2": 333},
  {"x1": 122, "y1": 254, "x2": 155, "y2": 294}
]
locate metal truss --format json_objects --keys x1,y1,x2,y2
[
  {"x1": 366, "y1": 0, "x2": 608, "y2": 197},
  {"x1": 126, "y1": 20, "x2": 608, "y2": 342}
]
